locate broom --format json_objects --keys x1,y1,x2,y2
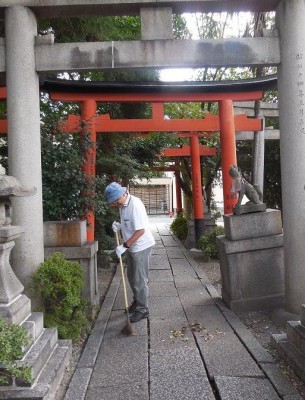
[{"x1": 115, "y1": 231, "x2": 136, "y2": 336}]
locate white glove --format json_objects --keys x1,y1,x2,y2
[
  {"x1": 112, "y1": 221, "x2": 121, "y2": 233},
  {"x1": 116, "y1": 244, "x2": 127, "y2": 257}
]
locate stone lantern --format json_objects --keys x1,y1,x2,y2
[{"x1": 0, "y1": 165, "x2": 36, "y2": 322}]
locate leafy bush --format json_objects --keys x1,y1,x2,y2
[
  {"x1": 170, "y1": 215, "x2": 188, "y2": 240},
  {"x1": 197, "y1": 225, "x2": 225, "y2": 261},
  {"x1": 0, "y1": 319, "x2": 32, "y2": 385},
  {"x1": 33, "y1": 252, "x2": 90, "y2": 342}
]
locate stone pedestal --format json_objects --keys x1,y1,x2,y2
[
  {"x1": 217, "y1": 209, "x2": 284, "y2": 312},
  {"x1": 43, "y1": 220, "x2": 87, "y2": 247},
  {"x1": 272, "y1": 304, "x2": 305, "y2": 382},
  {"x1": 45, "y1": 241, "x2": 99, "y2": 306}
]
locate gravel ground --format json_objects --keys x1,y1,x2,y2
[{"x1": 191, "y1": 252, "x2": 305, "y2": 399}]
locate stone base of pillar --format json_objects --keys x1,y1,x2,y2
[
  {"x1": 0, "y1": 294, "x2": 31, "y2": 325},
  {"x1": 185, "y1": 217, "x2": 216, "y2": 249},
  {"x1": 271, "y1": 305, "x2": 305, "y2": 383},
  {"x1": 45, "y1": 241, "x2": 99, "y2": 307},
  {"x1": 217, "y1": 209, "x2": 284, "y2": 313}
]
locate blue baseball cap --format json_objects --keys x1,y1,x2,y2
[{"x1": 105, "y1": 182, "x2": 127, "y2": 203}]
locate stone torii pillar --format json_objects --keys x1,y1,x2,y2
[
  {"x1": 277, "y1": 0, "x2": 305, "y2": 315},
  {"x1": 5, "y1": 6, "x2": 44, "y2": 299}
]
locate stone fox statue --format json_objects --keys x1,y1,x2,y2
[{"x1": 229, "y1": 165, "x2": 263, "y2": 206}]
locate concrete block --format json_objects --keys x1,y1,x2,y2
[
  {"x1": 223, "y1": 209, "x2": 282, "y2": 240},
  {"x1": 286, "y1": 321, "x2": 305, "y2": 356},
  {"x1": 218, "y1": 242, "x2": 284, "y2": 312},
  {"x1": 43, "y1": 220, "x2": 87, "y2": 247},
  {"x1": 274, "y1": 337, "x2": 305, "y2": 383}
]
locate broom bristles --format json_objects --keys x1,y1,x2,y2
[{"x1": 121, "y1": 320, "x2": 136, "y2": 336}]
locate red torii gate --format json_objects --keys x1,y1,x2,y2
[
  {"x1": 161, "y1": 144, "x2": 216, "y2": 218},
  {"x1": 50, "y1": 92, "x2": 262, "y2": 242},
  {"x1": 0, "y1": 86, "x2": 263, "y2": 243}
]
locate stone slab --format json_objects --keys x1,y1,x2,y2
[
  {"x1": 221, "y1": 310, "x2": 274, "y2": 363},
  {"x1": 85, "y1": 382, "x2": 149, "y2": 400},
  {"x1": 149, "y1": 269, "x2": 174, "y2": 282},
  {"x1": 184, "y1": 305, "x2": 233, "y2": 334},
  {"x1": 0, "y1": 294, "x2": 31, "y2": 325},
  {"x1": 166, "y1": 247, "x2": 185, "y2": 258},
  {"x1": 150, "y1": 254, "x2": 171, "y2": 269},
  {"x1": 150, "y1": 348, "x2": 215, "y2": 400},
  {"x1": 161, "y1": 236, "x2": 179, "y2": 247},
  {"x1": 149, "y1": 296, "x2": 185, "y2": 319},
  {"x1": 90, "y1": 335, "x2": 148, "y2": 388},
  {"x1": 217, "y1": 233, "x2": 283, "y2": 254},
  {"x1": 149, "y1": 281, "x2": 178, "y2": 297},
  {"x1": 176, "y1": 286, "x2": 213, "y2": 307},
  {"x1": 261, "y1": 363, "x2": 300, "y2": 397},
  {"x1": 196, "y1": 332, "x2": 264, "y2": 379},
  {"x1": 233, "y1": 203, "x2": 266, "y2": 215},
  {"x1": 64, "y1": 367, "x2": 92, "y2": 400},
  {"x1": 223, "y1": 209, "x2": 282, "y2": 240},
  {"x1": 214, "y1": 376, "x2": 281, "y2": 400},
  {"x1": 149, "y1": 316, "x2": 197, "y2": 351}
]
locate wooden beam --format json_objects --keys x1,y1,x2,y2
[{"x1": 161, "y1": 145, "x2": 216, "y2": 157}]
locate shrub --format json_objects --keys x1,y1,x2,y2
[
  {"x1": 33, "y1": 252, "x2": 90, "y2": 342},
  {"x1": 197, "y1": 225, "x2": 225, "y2": 261},
  {"x1": 0, "y1": 319, "x2": 32, "y2": 385},
  {"x1": 170, "y1": 215, "x2": 188, "y2": 240}
]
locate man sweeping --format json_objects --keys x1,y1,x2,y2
[{"x1": 105, "y1": 182, "x2": 155, "y2": 323}]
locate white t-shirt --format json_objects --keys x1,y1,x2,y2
[{"x1": 119, "y1": 194, "x2": 155, "y2": 253}]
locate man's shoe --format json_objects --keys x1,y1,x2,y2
[
  {"x1": 125, "y1": 301, "x2": 137, "y2": 314},
  {"x1": 130, "y1": 310, "x2": 149, "y2": 323},
  {"x1": 128, "y1": 301, "x2": 137, "y2": 313}
]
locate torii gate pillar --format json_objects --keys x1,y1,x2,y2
[
  {"x1": 174, "y1": 161, "x2": 183, "y2": 215},
  {"x1": 80, "y1": 100, "x2": 97, "y2": 242},
  {"x1": 218, "y1": 100, "x2": 238, "y2": 214},
  {"x1": 277, "y1": 0, "x2": 305, "y2": 315},
  {"x1": 190, "y1": 135, "x2": 204, "y2": 244},
  {"x1": 5, "y1": 6, "x2": 44, "y2": 299}
]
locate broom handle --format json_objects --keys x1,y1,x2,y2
[{"x1": 115, "y1": 231, "x2": 129, "y2": 311}]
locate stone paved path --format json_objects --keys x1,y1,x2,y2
[{"x1": 64, "y1": 220, "x2": 303, "y2": 400}]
